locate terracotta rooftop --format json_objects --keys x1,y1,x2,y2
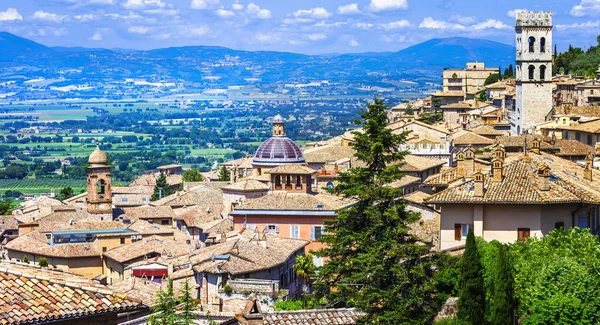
[
  {"x1": 221, "y1": 157, "x2": 254, "y2": 169},
  {"x1": 0, "y1": 215, "x2": 18, "y2": 231},
  {"x1": 0, "y1": 261, "x2": 144, "y2": 324},
  {"x1": 191, "y1": 231, "x2": 309, "y2": 275},
  {"x1": 441, "y1": 102, "x2": 473, "y2": 109},
  {"x1": 388, "y1": 175, "x2": 421, "y2": 189},
  {"x1": 554, "y1": 139, "x2": 595, "y2": 157},
  {"x1": 174, "y1": 204, "x2": 226, "y2": 228},
  {"x1": 152, "y1": 186, "x2": 223, "y2": 207},
  {"x1": 453, "y1": 132, "x2": 495, "y2": 146},
  {"x1": 5, "y1": 230, "x2": 101, "y2": 258},
  {"x1": 232, "y1": 192, "x2": 353, "y2": 212},
  {"x1": 400, "y1": 155, "x2": 446, "y2": 172},
  {"x1": 260, "y1": 308, "x2": 365, "y2": 325},
  {"x1": 426, "y1": 152, "x2": 600, "y2": 205},
  {"x1": 303, "y1": 145, "x2": 357, "y2": 164},
  {"x1": 422, "y1": 168, "x2": 459, "y2": 187},
  {"x1": 494, "y1": 135, "x2": 554, "y2": 149},
  {"x1": 129, "y1": 173, "x2": 183, "y2": 187},
  {"x1": 222, "y1": 179, "x2": 269, "y2": 192},
  {"x1": 559, "y1": 119, "x2": 600, "y2": 134},
  {"x1": 403, "y1": 191, "x2": 432, "y2": 205},
  {"x1": 472, "y1": 125, "x2": 506, "y2": 136},
  {"x1": 268, "y1": 164, "x2": 316, "y2": 175},
  {"x1": 433, "y1": 91, "x2": 465, "y2": 97},
  {"x1": 103, "y1": 235, "x2": 190, "y2": 264},
  {"x1": 120, "y1": 206, "x2": 177, "y2": 221}
]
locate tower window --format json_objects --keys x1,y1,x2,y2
[
  {"x1": 98, "y1": 179, "x2": 106, "y2": 194},
  {"x1": 528, "y1": 36, "x2": 536, "y2": 53},
  {"x1": 528, "y1": 65, "x2": 535, "y2": 81},
  {"x1": 540, "y1": 65, "x2": 546, "y2": 81},
  {"x1": 540, "y1": 37, "x2": 546, "y2": 52}
]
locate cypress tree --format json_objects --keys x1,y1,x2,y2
[
  {"x1": 492, "y1": 245, "x2": 514, "y2": 325},
  {"x1": 458, "y1": 229, "x2": 485, "y2": 324},
  {"x1": 315, "y1": 98, "x2": 439, "y2": 324},
  {"x1": 151, "y1": 172, "x2": 175, "y2": 201}
]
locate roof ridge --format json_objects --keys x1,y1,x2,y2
[{"x1": 262, "y1": 307, "x2": 358, "y2": 314}]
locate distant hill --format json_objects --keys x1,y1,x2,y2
[{"x1": 0, "y1": 32, "x2": 515, "y2": 83}]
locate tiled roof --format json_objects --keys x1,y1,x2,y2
[
  {"x1": 152, "y1": 186, "x2": 223, "y2": 207},
  {"x1": 433, "y1": 91, "x2": 465, "y2": 97},
  {"x1": 6, "y1": 231, "x2": 101, "y2": 258},
  {"x1": 0, "y1": 215, "x2": 18, "y2": 231},
  {"x1": 303, "y1": 145, "x2": 357, "y2": 164},
  {"x1": 174, "y1": 204, "x2": 225, "y2": 228},
  {"x1": 422, "y1": 168, "x2": 459, "y2": 187},
  {"x1": 404, "y1": 191, "x2": 432, "y2": 205},
  {"x1": 472, "y1": 125, "x2": 506, "y2": 136},
  {"x1": 426, "y1": 152, "x2": 600, "y2": 205},
  {"x1": 494, "y1": 135, "x2": 554, "y2": 149},
  {"x1": 113, "y1": 186, "x2": 155, "y2": 195},
  {"x1": 555, "y1": 140, "x2": 594, "y2": 157},
  {"x1": 388, "y1": 175, "x2": 421, "y2": 188},
  {"x1": 222, "y1": 179, "x2": 269, "y2": 192},
  {"x1": 261, "y1": 308, "x2": 365, "y2": 325},
  {"x1": 268, "y1": 164, "x2": 316, "y2": 175},
  {"x1": 127, "y1": 219, "x2": 175, "y2": 236},
  {"x1": 0, "y1": 261, "x2": 144, "y2": 324},
  {"x1": 103, "y1": 235, "x2": 190, "y2": 264},
  {"x1": 221, "y1": 157, "x2": 254, "y2": 169},
  {"x1": 233, "y1": 192, "x2": 352, "y2": 211},
  {"x1": 191, "y1": 232, "x2": 309, "y2": 275},
  {"x1": 121, "y1": 206, "x2": 176, "y2": 221},
  {"x1": 559, "y1": 119, "x2": 600, "y2": 134},
  {"x1": 453, "y1": 132, "x2": 495, "y2": 146},
  {"x1": 129, "y1": 173, "x2": 183, "y2": 186},
  {"x1": 400, "y1": 155, "x2": 446, "y2": 172},
  {"x1": 441, "y1": 102, "x2": 473, "y2": 109}
]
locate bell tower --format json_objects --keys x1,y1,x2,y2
[
  {"x1": 86, "y1": 147, "x2": 113, "y2": 217},
  {"x1": 512, "y1": 11, "x2": 553, "y2": 135},
  {"x1": 272, "y1": 114, "x2": 286, "y2": 136}
]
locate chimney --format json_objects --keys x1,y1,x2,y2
[
  {"x1": 492, "y1": 144, "x2": 505, "y2": 162},
  {"x1": 537, "y1": 163, "x2": 551, "y2": 191},
  {"x1": 584, "y1": 152, "x2": 594, "y2": 181},
  {"x1": 463, "y1": 146, "x2": 475, "y2": 177},
  {"x1": 492, "y1": 158, "x2": 503, "y2": 182},
  {"x1": 531, "y1": 138, "x2": 541, "y2": 155},
  {"x1": 473, "y1": 171, "x2": 485, "y2": 197},
  {"x1": 456, "y1": 150, "x2": 465, "y2": 178}
]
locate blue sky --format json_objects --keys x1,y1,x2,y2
[{"x1": 0, "y1": 0, "x2": 599, "y2": 54}]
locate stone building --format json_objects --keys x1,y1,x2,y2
[
  {"x1": 86, "y1": 147, "x2": 113, "y2": 218},
  {"x1": 439, "y1": 62, "x2": 499, "y2": 98},
  {"x1": 511, "y1": 11, "x2": 553, "y2": 134}
]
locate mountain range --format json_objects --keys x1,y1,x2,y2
[{"x1": 0, "y1": 32, "x2": 515, "y2": 85}]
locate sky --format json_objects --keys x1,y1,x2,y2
[{"x1": 0, "y1": 0, "x2": 599, "y2": 54}]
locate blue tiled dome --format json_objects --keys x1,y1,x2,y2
[{"x1": 253, "y1": 137, "x2": 305, "y2": 166}]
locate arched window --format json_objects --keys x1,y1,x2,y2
[
  {"x1": 528, "y1": 36, "x2": 536, "y2": 52},
  {"x1": 528, "y1": 65, "x2": 535, "y2": 80},
  {"x1": 98, "y1": 179, "x2": 106, "y2": 194},
  {"x1": 540, "y1": 65, "x2": 546, "y2": 81},
  {"x1": 540, "y1": 37, "x2": 546, "y2": 52}
]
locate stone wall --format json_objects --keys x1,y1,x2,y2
[{"x1": 229, "y1": 279, "x2": 279, "y2": 294}]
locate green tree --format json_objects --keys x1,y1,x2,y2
[
  {"x1": 57, "y1": 186, "x2": 74, "y2": 201},
  {"x1": 182, "y1": 168, "x2": 205, "y2": 182},
  {"x1": 405, "y1": 103, "x2": 414, "y2": 116},
  {"x1": 178, "y1": 278, "x2": 196, "y2": 325},
  {"x1": 38, "y1": 257, "x2": 48, "y2": 267},
  {"x1": 491, "y1": 245, "x2": 514, "y2": 325},
  {"x1": 22, "y1": 255, "x2": 29, "y2": 264},
  {"x1": 293, "y1": 254, "x2": 316, "y2": 306},
  {"x1": 484, "y1": 73, "x2": 501, "y2": 86},
  {"x1": 218, "y1": 166, "x2": 230, "y2": 182},
  {"x1": 315, "y1": 98, "x2": 439, "y2": 324},
  {"x1": 151, "y1": 173, "x2": 175, "y2": 201},
  {"x1": 148, "y1": 279, "x2": 177, "y2": 325},
  {"x1": 478, "y1": 91, "x2": 487, "y2": 102},
  {"x1": 0, "y1": 199, "x2": 14, "y2": 215},
  {"x1": 458, "y1": 229, "x2": 485, "y2": 324}
]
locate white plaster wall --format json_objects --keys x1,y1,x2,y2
[
  {"x1": 440, "y1": 204, "x2": 474, "y2": 250},
  {"x1": 482, "y1": 205, "x2": 542, "y2": 243}
]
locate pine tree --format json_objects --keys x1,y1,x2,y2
[
  {"x1": 148, "y1": 279, "x2": 177, "y2": 325},
  {"x1": 315, "y1": 98, "x2": 439, "y2": 324},
  {"x1": 498, "y1": 66, "x2": 502, "y2": 80},
  {"x1": 178, "y1": 278, "x2": 197, "y2": 325},
  {"x1": 492, "y1": 245, "x2": 514, "y2": 325},
  {"x1": 151, "y1": 173, "x2": 175, "y2": 201},
  {"x1": 218, "y1": 166, "x2": 230, "y2": 181},
  {"x1": 458, "y1": 229, "x2": 486, "y2": 324}
]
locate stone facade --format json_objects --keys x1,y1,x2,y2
[
  {"x1": 229, "y1": 279, "x2": 280, "y2": 294},
  {"x1": 512, "y1": 11, "x2": 553, "y2": 135}
]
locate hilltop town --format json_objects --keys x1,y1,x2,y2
[{"x1": 1, "y1": 8, "x2": 600, "y2": 325}]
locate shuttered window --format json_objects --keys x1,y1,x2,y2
[
  {"x1": 290, "y1": 225, "x2": 300, "y2": 239},
  {"x1": 310, "y1": 226, "x2": 324, "y2": 241},
  {"x1": 454, "y1": 224, "x2": 461, "y2": 241},
  {"x1": 518, "y1": 228, "x2": 530, "y2": 241}
]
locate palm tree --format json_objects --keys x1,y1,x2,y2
[{"x1": 293, "y1": 254, "x2": 316, "y2": 306}]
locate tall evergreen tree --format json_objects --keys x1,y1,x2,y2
[
  {"x1": 492, "y1": 245, "x2": 514, "y2": 325},
  {"x1": 458, "y1": 229, "x2": 486, "y2": 324},
  {"x1": 498, "y1": 66, "x2": 502, "y2": 80},
  {"x1": 151, "y1": 172, "x2": 175, "y2": 201},
  {"x1": 218, "y1": 166, "x2": 231, "y2": 182},
  {"x1": 148, "y1": 279, "x2": 177, "y2": 325},
  {"x1": 315, "y1": 98, "x2": 439, "y2": 324},
  {"x1": 178, "y1": 278, "x2": 197, "y2": 325}
]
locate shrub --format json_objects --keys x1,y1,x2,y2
[
  {"x1": 38, "y1": 257, "x2": 48, "y2": 267},
  {"x1": 433, "y1": 317, "x2": 471, "y2": 325},
  {"x1": 223, "y1": 285, "x2": 233, "y2": 294},
  {"x1": 22, "y1": 255, "x2": 29, "y2": 264}
]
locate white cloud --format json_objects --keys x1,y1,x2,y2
[
  {"x1": 380, "y1": 20, "x2": 411, "y2": 30},
  {"x1": 190, "y1": 0, "x2": 219, "y2": 10},
  {"x1": 313, "y1": 20, "x2": 346, "y2": 29},
  {"x1": 216, "y1": 9, "x2": 235, "y2": 18},
  {"x1": 449, "y1": 15, "x2": 476, "y2": 24},
  {"x1": 354, "y1": 22, "x2": 374, "y2": 30},
  {"x1": 74, "y1": 14, "x2": 97, "y2": 21},
  {"x1": 128, "y1": 26, "x2": 149, "y2": 34},
  {"x1": 0, "y1": 8, "x2": 22, "y2": 21},
  {"x1": 557, "y1": 20, "x2": 600, "y2": 30},
  {"x1": 232, "y1": 2, "x2": 243, "y2": 10},
  {"x1": 31, "y1": 11, "x2": 67, "y2": 23},
  {"x1": 369, "y1": 0, "x2": 408, "y2": 12},
  {"x1": 183, "y1": 25, "x2": 209, "y2": 37},
  {"x1": 150, "y1": 32, "x2": 170, "y2": 39},
  {"x1": 306, "y1": 33, "x2": 326, "y2": 41},
  {"x1": 570, "y1": 0, "x2": 600, "y2": 17},
  {"x1": 254, "y1": 32, "x2": 281, "y2": 43},
  {"x1": 282, "y1": 18, "x2": 313, "y2": 25},
  {"x1": 419, "y1": 17, "x2": 464, "y2": 30},
  {"x1": 91, "y1": 30, "x2": 103, "y2": 41},
  {"x1": 144, "y1": 8, "x2": 178, "y2": 16},
  {"x1": 349, "y1": 38, "x2": 359, "y2": 47},
  {"x1": 88, "y1": 0, "x2": 116, "y2": 4},
  {"x1": 105, "y1": 11, "x2": 143, "y2": 20},
  {"x1": 247, "y1": 3, "x2": 271, "y2": 19},
  {"x1": 29, "y1": 27, "x2": 69, "y2": 37},
  {"x1": 507, "y1": 9, "x2": 527, "y2": 18},
  {"x1": 472, "y1": 19, "x2": 510, "y2": 30},
  {"x1": 122, "y1": 0, "x2": 165, "y2": 9},
  {"x1": 293, "y1": 7, "x2": 331, "y2": 19},
  {"x1": 337, "y1": 3, "x2": 361, "y2": 15}
]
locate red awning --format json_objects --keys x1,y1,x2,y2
[{"x1": 132, "y1": 268, "x2": 168, "y2": 277}]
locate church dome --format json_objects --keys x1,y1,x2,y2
[
  {"x1": 273, "y1": 114, "x2": 284, "y2": 123},
  {"x1": 253, "y1": 137, "x2": 305, "y2": 166},
  {"x1": 88, "y1": 147, "x2": 108, "y2": 165}
]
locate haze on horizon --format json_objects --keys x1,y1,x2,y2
[{"x1": 0, "y1": 0, "x2": 598, "y2": 54}]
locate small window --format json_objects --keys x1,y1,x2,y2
[
  {"x1": 290, "y1": 225, "x2": 300, "y2": 239},
  {"x1": 120, "y1": 238, "x2": 125, "y2": 244},
  {"x1": 540, "y1": 65, "x2": 546, "y2": 81},
  {"x1": 540, "y1": 37, "x2": 546, "y2": 52},
  {"x1": 310, "y1": 226, "x2": 324, "y2": 241},
  {"x1": 461, "y1": 224, "x2": 473, "y2": 239},
  {"x1": 266, "y1": 224, "x2": 279, "y2": 233},
  {"x1": 577, "y1": 215, "x2": 588, "y2": 228},
  {"x1": 161, "y1": 219, "x2": 170, "y2": 225},
  {"x1": 142, "y1": 198, "x2": 147, "y2": 202},
  {"x1": 98, "y1": 179, "x2": 106, "y2": 194},
  {"x1": 528, "y1": 65, "x2": 535, "y2": 80},
  {"x1": 554, "y1": 222, "x2": 564, "y2": 230},
  {"x1": 102, "y1": 247, "x2": 107, "y2": 253},
  {"x1": 246, "y1": 224, "x2": 257, "y2": 230},
  {"x1": 121, "y1": 197, "x2": 128, "y2": 202},
  {"x1": 528, "y1": 36, "x2": 536, "y2": 52},
  {"x1": 518, "y1": 228, "x2": 531, "y2": 241}
]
